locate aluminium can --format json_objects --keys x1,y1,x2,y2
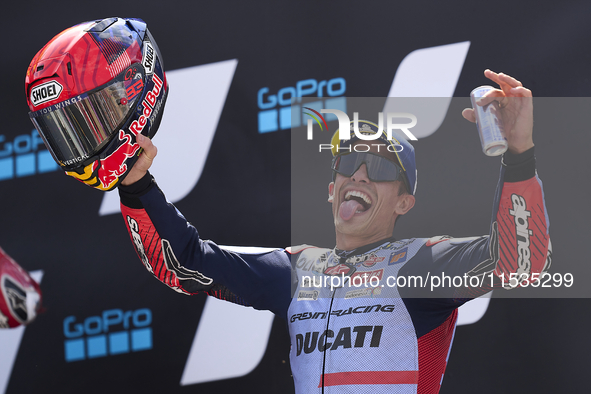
[{"x1": 470, "y1": 85, "x2": 508, "y2": 156}]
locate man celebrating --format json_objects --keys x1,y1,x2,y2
[
  {"x1": 117, "y1": 70, "x2": 549, "y2": 393},
  {"x1": 24, "y1": 18, "x2": 548, "y2": 393}
]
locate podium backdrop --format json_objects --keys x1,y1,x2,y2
[{"x1": 1, "y1": 1, "x2": 590, "y2": 393}]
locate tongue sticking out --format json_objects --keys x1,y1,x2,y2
[{"x1": 339, "y1": 200, "x2": 362, "y2": 221}]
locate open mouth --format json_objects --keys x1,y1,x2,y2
[
  {"x1": 344, "y1": 190, "x2": 372, "y2": 212},
  {"x1": 339, "y1": 190, "x2": 372, "y2": 222}
]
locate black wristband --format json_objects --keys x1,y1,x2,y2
[
  {"x1": 502, "y1": 146, "x2": 536, "y2": 182},
  {"x1": 118, "y1": 172, "x2": 155, "y2": 208}
]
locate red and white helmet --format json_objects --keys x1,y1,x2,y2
[
  {"x1": 0, "y1": 247, "x2": 42, "y2": 328},
  {"x1": 25, "y1": 17, "x2": 168, "y2": 190}
]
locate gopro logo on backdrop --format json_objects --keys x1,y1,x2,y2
[
  {"x1": 63, "y1": 308, "x2": 152, "y2": 362},
  {"x1": 0, "y1": 131, "x2": 58, "y2": 182},
  {"x1": 257, "y1": 77, "x2": 347, "y2": 133}
]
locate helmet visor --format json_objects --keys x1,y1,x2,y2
[{"x1": 29, "y1": 66, "x2": 144, "y2": 168}]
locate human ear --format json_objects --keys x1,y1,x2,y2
[
  {"x1": 395, "y1": 193, "x2": 415, "y2": 215},
  {"x1": 328, "y1": 182, "x2": 335, "y2": 203}
]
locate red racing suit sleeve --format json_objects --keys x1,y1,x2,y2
[
  {"x1": 118, "y1": 174, "x2": 292, "y2": 318},
  {"x1": 400, "y1": 146, "x2": 551, "y2": 305},
  {"x1": 397, "y1": 146, "x2": 550, "y2": 340}
]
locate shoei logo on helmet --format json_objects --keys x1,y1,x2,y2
[
  {"x1": 142, "y1": 42, "x2": 155, "y2": 75},
  {"x1": 30, "y1": 81, "x2": 63, "y2": 107}
]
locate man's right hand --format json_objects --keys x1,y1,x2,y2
[{"x1": 121, "y1": 134, "x2": 158, "y2": 186}]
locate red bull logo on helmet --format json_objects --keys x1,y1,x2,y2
[
  {"x1": 65, "y1": 75, "x2": 164, "y2": 190},
  {"x1": 129, "y1": 74, "x2": 163, "y2": 136},
  {"x1": 95, "y1": 130, "x2": 141, "y2": 190},
  {"x1": 95, "y1": 74, "x2": 164, "y2": 190}
]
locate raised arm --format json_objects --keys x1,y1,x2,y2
[
  {"x1": 402, "y1": 71, "x2": 550, "y2": 301},
  {"x1": 118, "y1": 136, "x2": 292, "y2": 318}
]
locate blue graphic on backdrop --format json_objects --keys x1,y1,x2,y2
[
  {"x1": 257, "y1": 77, "x2": 346, "y2": 133},
  {"x1": 0, "y1": 130, "x2": 58, "y2": 181},
  {"x1": 63, "y1": 308, "x2": 152, "y2": 362}
]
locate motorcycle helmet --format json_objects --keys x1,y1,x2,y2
[
  {"x1": 0, "y1": 247, "x2": 42, "y2": 328},
  {"x1": 25, "y1": 17, "x2": 168, "y2": 190}
]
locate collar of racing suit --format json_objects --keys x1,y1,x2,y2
[{"x1": 334, "y1": 236, "x2": 397, "y2": 262}]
